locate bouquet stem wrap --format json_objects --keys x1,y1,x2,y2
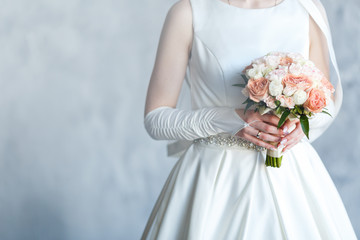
[{"x1": 265, "y1": 143, "x2": 284, "y2": 168}]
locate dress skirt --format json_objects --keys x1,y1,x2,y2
[{"x1": 141, "y1": 140, "x2": 357, "y2": 240}]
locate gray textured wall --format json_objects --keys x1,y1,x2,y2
[{"x1": 0, "y1": 0, "x2": 358, "y2": 239}]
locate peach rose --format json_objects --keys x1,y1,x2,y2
[
  {"x1": 247, "y1": 77, "x2": 269, "y2": 102},
  {"x1": 282, "y1": 74, "x2": 313, "y2": 91},
  {"x1": 320, "y1": 76, "x2": 335, "y2": 93},
  {"x1": 279, "y1": 57, "x2": 293, "y2": 66},
  {"x1": 304, "y1": 88, "x2": 327, "y2": 113}
]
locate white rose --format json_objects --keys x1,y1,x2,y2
[
  {"x1": 246, "y1": 64, "x2": 265, "y2": 79},
  {"x1": 268, "y1": 74, "x2": 283, "y2": 83},
  {"x1": 266, "y1": 69, "x2": 287, "y2": 83},
  {"x1": 303, "y1": 60, "x2": 315, "y2": 67},
  {"x1": 313, "y1": 73, "x2": 323, "y2": 87},
  {"x1": 269, "y1": 81, "x2": 283, "y2": 97},
  {"x1": 264, "y1": 55, "x2": 281, "y2": 68},
  {"x1": 292, "y1": 90, "x2": 308, "y2": 105},
  {"x1": 246, "y1": 68, "x2": 257, "y2": 78},
  {"x1": 277, "y1": 65, "x2": 289, "y2": 72},
  {"x1": 283, "y1": 86, "x2": 297, "y2": 97},
  {"x1": 289, "y1": 63, "x2": 303, "y2": 76},
  {"x1": 263, "y1": 67, "x2": 273, "y2": 76},
  {"x1": 255, "y1": 63, "x2": 266, "y2": 73},
  {"x1": 254, "y1": 72, "x2": 263, "y2": 79},
  {"x1": 312, "y1": 77, "x2": 321, "y2": 88},
  {"x1": 287, "y1": 52, "x2": 304, "y2": 63}
]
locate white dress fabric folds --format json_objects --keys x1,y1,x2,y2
[{"x1": 142, "y1": 0, "x2": 357, "y2": 239}]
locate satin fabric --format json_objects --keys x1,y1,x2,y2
[
  {"x1": 143, "y1": 141, "x2": 356, "y2": 239},
  {"x1": 168, "y1": 0, "x2": 342, "y2": 157},
  {"x1": 142, "y1": 0, "x2": 357, "y2": 239}
]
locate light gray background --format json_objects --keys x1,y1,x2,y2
[{"x1": 0, "y1": 0, "x2": 358, "y2": 239}]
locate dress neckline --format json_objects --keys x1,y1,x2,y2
[{"x1": 213, "y1": 0, "x2": 289, "y2": 11}]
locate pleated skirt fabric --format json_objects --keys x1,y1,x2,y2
[{"x1": 141, "y1": 141, "x2": 357, "y2": 240}]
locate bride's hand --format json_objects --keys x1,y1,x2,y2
[
  {"x1": 279, "y1": 118, "x2": 305, "y2": 152},
  {"x1": 234, "y1": 109, "x2": 284, "y2": 150}
]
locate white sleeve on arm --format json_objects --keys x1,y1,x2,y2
[
  {"x1": 304, "y1": 98, "x2": 336, "y2": 143},
  {"x1": 144, "y1": 106, "x2": 246, "y2": 141}
]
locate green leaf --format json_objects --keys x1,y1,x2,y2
[
  {"x1": 244, "y1": 101, "x2": 255, "y2": 114},
  {"x1": 241, "y1": 73, "x2": 249, "y2": 83},
  {"x1": 232, "y1": 83, "x2": 246, "y2": 88},
  {"x1": 275, "y1": 100, "x2": 281, "y2": 108},
  {"x1": 258, "y1": 101, "x2": 267, "y2": 108},
  {"x1": 294, "y1": 105, "x2": 303, "y2": 114},
  {"x1": 277, "y1": 109, "x2": 290, "y2": 129},
  {"x1": 279, "y1": 106, "x2": 287, "y2": 112},
  {"x1": 300, "y1": 115, "x2": 310, "y2": 139},
  {"x1": 321, "y1": 110, "x2": 333, "y2": 117},
  {"x1": 242, "y1": 97, "x2": 251, "y2": 104}
]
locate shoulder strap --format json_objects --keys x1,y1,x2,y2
[{"x1": 189, "y1": 0, "x2": 212, "y2": 33}]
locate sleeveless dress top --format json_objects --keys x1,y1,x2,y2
[
  {"x1": 141, "y1": 0, "x2": 357, "y2": 239},
  {"x1": 189, "y1": 0, "x2": 309, "y2": 109}
]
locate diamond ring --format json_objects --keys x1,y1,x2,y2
[{"x1": 256, "y1": 130, "x2": 262, "y2": 139}]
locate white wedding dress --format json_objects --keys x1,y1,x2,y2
[{"x1": 142, "y1": 0, "x2": 357, "y2": 239}]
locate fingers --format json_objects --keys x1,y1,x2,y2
[
  {"x1": 251, "y1": 121, "x2": 284, "y2": 136},
  {"x1": 238, "y1": 110, "x2": 305, "y2": 152},
  {"x1": 245, "y1": 127, "x2": 282, "y2": 143},
  {"x1": 236, "y1": 125, "x2": 280, "y2": 150},
  {"x1": 280, "y1": 122, "x2": 304, "y2": 152},
  {"x1": 260, "y1": 113, "x2": 281, "y2": 127},
  {"x1": 243, "y1": 110, "x2": 279, "y2": 127},
  {"x1": 282, "y1": 141, "x2": 299, "y2": 152},
  {"x1": 248, "y1": 112, "x2": 284, "y2": 135},
  {"x1": 237, "y1": 127, "x2": 281, "y2": 150},
  {"x1": 281, "y1": 118, "x2": 299, "y2": 135},
  {"x1": 284, "y1": 123, "x2": 304, "y2": 146},
  {"x1": 243, "y1": 133, "x2": 277, "y2": 150}
]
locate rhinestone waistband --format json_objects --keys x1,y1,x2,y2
[{"x1": 193, "y1": 134, "x2": 266, "y2": 152}]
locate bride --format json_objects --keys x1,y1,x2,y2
[{"x1": 142, "y1": 0, "x2": 357, "y2": 239}]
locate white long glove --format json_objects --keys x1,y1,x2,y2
[{"x1": 144, "y1": 106, "x2": 246, "y2": 141}]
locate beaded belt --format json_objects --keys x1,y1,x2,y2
[{"x1": 193, "y1": 134, "x2": 266, "y2": 152}]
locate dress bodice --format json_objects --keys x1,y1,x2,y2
[{"x1": 188, "y1": 0, "x2": 309, "y2": 109}]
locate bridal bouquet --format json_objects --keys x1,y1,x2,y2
[{"x1": 234, "y1": 52, "x2": 335, "y2": 168}]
